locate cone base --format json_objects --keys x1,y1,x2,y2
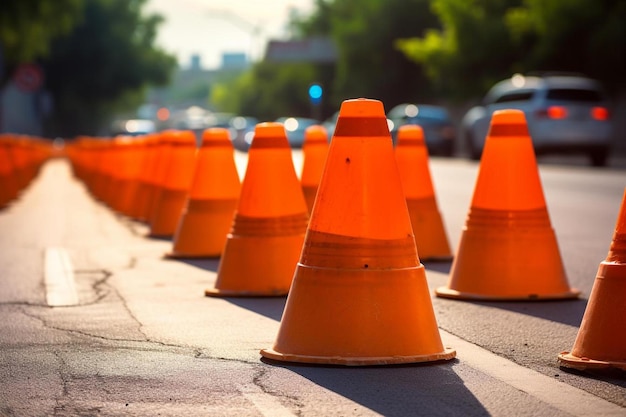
[
  {"x1": 435, "y1": 286, "x2": 581, "y2": 301},
  {"x1": 441, "y1": 208, "x2": 579, "y2": 300},
  {"x1": 207, "y1": 231, "x2": 306, "y2": 298},
  {"x1": 204, "y1": 288, "x2": 287, "y2": 298},
  {"x1": 149, "y1": 189, "x2": 188, "y2": 237},
  {"x1": 407, "y1": 198, "x2": 452, "y2": 261},
  {"x1": 260, "y1": 347, "x2": 456, "y2": 366},
  {"x1": 169, "y1": 198, "x2": 238, "y2": 258},
  {"x1": 557, "y1": 352, "x2": 626, "y2": 371}
]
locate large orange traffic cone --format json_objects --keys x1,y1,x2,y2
[
  {"x1": 260, "y1": 98, "x2": 456, "y2": 365},
  {"x1": 436, "y1": 109, "x2": 579, "y2": 300},
  {"x1": 558, "y1": 188, "x2": 626, "y2": 371},
  {"x1": 205, "y1": 122, "x2": 309, "y2": 296},
  {"x1": 149, "y1": 130, "x2": 197, "y2": 238},
  {"x1": 167, "y1": 128, "x2": 241, "y2": 258},
  {"x1": 300, "y1": 125, "x2": 329, "y2": 213},
  {"x1": 395, "y1": 124, "x2": 452, "y2": 261}
]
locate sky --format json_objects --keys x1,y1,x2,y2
[{"x1": 144, "y1": 0, "x2": 316, "y2": 70}]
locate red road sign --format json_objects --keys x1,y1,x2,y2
[{"x1": 13, "y1": 63, "x2": 44, "y2": 92}]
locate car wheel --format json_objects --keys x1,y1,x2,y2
[
  {"x1": 589, "y1": 149, "x2": 608, "y2": 167},
  {"x1": 465, "y1": 131, "x2": 481, "y2": 160}
]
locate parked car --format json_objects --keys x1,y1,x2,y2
[
  {"x1": 110, "y1": 119, "x2": 156, "y2": 136},
  {"x1": 462, "y1": 73, "x2": 614, "y2": 166},
  {"x1": 387, "y1": 104, "x2": 456, "y2": 156},
  {"x1": 227, "y1": 116, "x2": 258, "y2": 151},
  {"x1": 275, "y1": 117, "x2": 321, "y2": 148}
]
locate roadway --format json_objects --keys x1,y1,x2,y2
[{"x1": 0, "y1": 150, "x2": 624, "y2": 416}]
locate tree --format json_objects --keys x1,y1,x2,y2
[
  {"x1": 295, "y1": 0, "x2": 441, "y2": 110},
  {"x1": 0, "y1": 0, "x2": 83, "y2": 73},
  {"x1": 41, "y1": 0, "x2": 177, "y2": 137},
  {"x1": 506, "y1": 0, "x2": 626, "y2": 90},
  {"x1": 235, "y1": 62, "x2": 320, "y2": 121},
  {"x1": 396, "y1": 0, "x2": 524, "y2": 98},
  {"x1": 397, "y1": 0, "x2": 626, "y2": 99}
]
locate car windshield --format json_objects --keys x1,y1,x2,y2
[
  {"x1": 546, "y1": 88, "x2": 604, "y2": 103},
  {"x1": 493, "y1": 90, "x2": 535, "y2": 104},
  {"x1": 389, "y1": 105, "x2": 449, "y2": 121}
]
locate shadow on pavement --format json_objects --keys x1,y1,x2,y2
[
  {"x1": 171, "y1": 257, "x2": 221, "y2": 273},
  {"x1": 262, "y1": 358, "x2": 490, "y2": 417},
  {"x1": 422, "y1": 260, "x2": 452, "y2": 275},
  {"x1": 226, "y1": 297, "x2": 286, "y2": 322},
  {"x1": 469, "y1": 298, "x2": 588, "y2": 328},
  {"x1": 558, "y1": 367, "x2": 626, "y2": 386}
]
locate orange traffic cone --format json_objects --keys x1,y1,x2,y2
[
  {"x1": 436, "y1": 109, "x2": 579, "y2": 300},
  {"x1": 149, "y1": 130, "x2": 197, "y2": 238},
  {"x1": 395, "y1": 124, "x2": 452, "y2": 261},
  {"x1": 205, "y1": 122, "x2": 308, "y2": 296},
  {"x1": 260, "y1": 98, "x2": 456, "y2": 365},
  {"x1": 167, "y1": 128, "x2": 241, "y2": 258},
  {"x1": 301, "y1": 125, "x2": 329, "y2": 213},
  {"x1": 140, "y1": 132, "x2": 167, "y2": 222},
  {"x1": 0, "y1": 135, "x2": 19, "y2": 208},
  {"x1": 558, "y1": 188, "x2": 626, "y2": 371},
  {"x1": 114, "y1": 136, "x2": 146, "y2": 217}
]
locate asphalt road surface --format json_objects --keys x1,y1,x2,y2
[{"x1": 0, "y1": 151, "x2": 624, "y2": 416}]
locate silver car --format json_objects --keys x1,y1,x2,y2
[
  {"x1": 387, "y1": 104, "x2": 456, "y2": 156},
  {"x1": 462, "y1": 74, "x2": 614, "y2": 166}
]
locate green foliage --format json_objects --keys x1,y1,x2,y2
[
  {"x1": 41, "y1": 0, "x2": 177, "y2": 137},
  {"x1": 397, "y1": 0, "x2": 626, "y2": 98},
  {"x1": 506, "y1": 0, "x2": 626, "y2": 88},
  {"x1": 396, "y1": 0, "x2": 524, "y2": 98},
  {"x1": 316, "y1": 0, "x2": 440, "y2": 109},
  {"x1": 0, "y1": 0, "x2": 83, "y2": 66},
  {"x1": 236, "y1": 62, "x2": 320, "y2": 120},
  {"x1": 229, "y1": 0, "x2": 440, "y2": 119}
]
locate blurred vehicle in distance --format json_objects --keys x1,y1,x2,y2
[
  {"x1": 322, "y1": 111, "x2": 339, "y2": 138},
  {"x1": 207, "y1": 112, "x2": 236, "y2": 129},
  {"x1": 169, "y1": 106, "x2": 213, "y2": 131},
  {"x1": 462, "y1": 73, "x2": 614, "y2": 166},
  {"x1": 228, "y1": 116, "x2": 258, "y2": 151},
  {"x1": 387, "y1": 104, "x2": 456, "y2": 156},
  {"x1": 110, "y1": 119, "x2": 156, "y2": 136},
  {"x1": 275, "y1": 117, "x2": 321, "y2": 148}
]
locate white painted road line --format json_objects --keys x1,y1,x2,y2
[
  {"x1": 44, "y1": 247, "x2": 79, "y2": 307},
  {"x1": 238, "y1": 384, "x2": 297, "y2": 417},
  {"x1": 441, "y1": 330, "x2": 625, "y2": 416}
]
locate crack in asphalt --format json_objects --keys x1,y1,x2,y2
[
  {"x1": 252, "y1": 365, "x2": 304, "y2": 415},
  {"x1": 51, "y1": 350, "x2": 71, "y2": 416},
  {"x1": 0, "y1": 268, "x2": 111, "y2": 309},
  {"x1": 15, "y1": 305, "x2": 260, "y2": 367}
]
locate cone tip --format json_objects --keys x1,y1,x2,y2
[
  {"x1": 251, "y1": 122, "x2": 290, "y2": 149},
  {"x1": 304, "y1": 125, "x2": 328, "y2": 144},
  {"x1": 255, "y1": 122, "x2": 287, "y2": 138},
  {"x1": 339, "y1": 98, "x2": 385, "y2": 118},
  {"x1": 202, "y1": 127, "x2": 230, "y2": 144},
  {"x1": 492, "y1": 109, "x2": 527, "y2": 124},
  {"x1": 396, "y1": 124, "x2": 425, "y2": 145}
]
